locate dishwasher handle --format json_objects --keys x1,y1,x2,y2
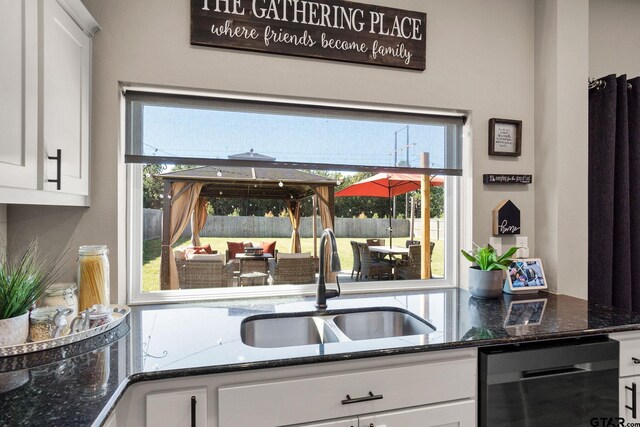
[{"x1": 522, "y1": 365, "x2": 586, "y2": 379}]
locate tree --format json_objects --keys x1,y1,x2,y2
[{"x1": 142, "y1": 164, "x2": 167, "y2": 209}]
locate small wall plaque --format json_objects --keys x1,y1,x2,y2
[
  {"x1": 483, "y1": 174, "x2": 532, "y2": 184},
  {"x1": 492, "y1": 199, "x2": 521, "y2": 235},
  {"x1": 489, "y1": 118, "x2": 522, "y2": 157}
]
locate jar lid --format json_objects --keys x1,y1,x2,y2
[
  {"x1": 30, "y1": 307, "x2": 59, "y2": 322},
  {"x1": 79, "y1": 245, "x2": 109, "y2": 256},
  {"x1": 44, "y1": 282, "x2": 77, "y2": 296}
]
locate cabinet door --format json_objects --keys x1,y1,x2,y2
[
  {"x1": 621, "y1": 377, "x2": 640, "y2": 423},
  {"x1": 358, "y1": 400, "x2": 476, "y2": 427},
  {"x1": 0, "y1": 0, "x2": 38, "y2": 189},
  {"x1": 41, "y1": 0, "x2": 90, "y2": 195},
  {"x1": 146, "y1": 387, "x2": 207, "y2": 427}
]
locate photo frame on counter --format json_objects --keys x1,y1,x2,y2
[
  {"x1": 489, "y1": 118, "x2": 522, "y2": 157},
  {"x1": 503, "y1": 258, "x2": 548, "y2": 294},
  {"x1": 503, "y1": 298, "x2": 547, "y2": 328}
]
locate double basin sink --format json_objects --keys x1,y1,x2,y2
[{"x1": 241, "y1": 307, "x2": 436, "y2": 348}]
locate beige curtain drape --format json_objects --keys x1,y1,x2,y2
[
  {"x1": 190, "y1": 196, "x2": 209, "y2": 247},
  {"x1": 287, "y1": 199, "x2": 302, "y2": 253},
  {"x1": 160, "y1": 182, "x2": 204, "y2": 290},
  {"x1": 314, "y1": 186, "x2": 336, "y2": 281}
]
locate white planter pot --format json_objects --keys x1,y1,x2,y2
[
  {"x1": 0, "y1": 312, "x2": 29, "y2": 346},
  {"x1": 468, "y1": 267, "x2": 505, "y2": 298}
]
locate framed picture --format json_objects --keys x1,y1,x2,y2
[
  {"x1": 503, "y1": 298, "x2": 547, "y2": 328},
  {"x1": 503, "y1": 258, "x2": 548, "y2": 294},
  {"x1": 489, "y1": 118, "x2": 522, "y2": 157}
]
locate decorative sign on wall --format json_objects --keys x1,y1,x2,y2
[
  {"x1": 191, "y1": 0, "x2": 427, "y2": 70},
  {"x1": 483, "y1": 174, "x2": 532, "y2": 184},
  {"x1": 492, "y1": 199, "x2": 521, "y2": 235},
  {"x1": 488, "y1": 118, "x2": 522, "y2": 157}
]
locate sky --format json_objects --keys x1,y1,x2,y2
[{"x1": 141, "y1": 104, "x2": 451, "y2": 170}]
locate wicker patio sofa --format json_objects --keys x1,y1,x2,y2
[
  {"x1": 176, "y1": 254, "x2": 235, "y2": 289},
  {"x1": 272, "y1": 253, "x2": 316, "y2": 285}
]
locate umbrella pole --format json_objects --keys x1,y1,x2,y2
[{"x1": 388, "y1": 185, "x2": 393, "y2": 247}]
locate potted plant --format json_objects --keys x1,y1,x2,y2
[
  {"x1": 0, "y1": 242, "x2": 64, "y2": 346},
  {"x1": 461, "y1": 244, "x2": 518, "y2": 298}
]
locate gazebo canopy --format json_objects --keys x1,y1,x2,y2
[{"x1": 157, "y1": 166, "x2": 338, "y2": 199}]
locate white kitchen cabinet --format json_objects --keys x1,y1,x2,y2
[
  {"x1": 0, "y1": 0, "x2": 98, "y2": 206},
  {"x1": 41, "y1": 0, "x2": 91, "y2": 196},
  {"x1": 146, "y1": 387, "x2": 208, "y2": 427},
  {"x1": 108, "y1": 349, "x2": 477, "y2": 427},
  {"x1": 611, "y1": 331, "x2": 640, "y2": 423},
  {"x1": 0, "y1": 0, "x2": 38, "y2": 190}
]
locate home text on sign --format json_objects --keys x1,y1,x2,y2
[{"x1": 191, "y1": 0, "x2": 427, "y2": 70}]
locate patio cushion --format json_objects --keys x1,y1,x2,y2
[
  {"x1": 278, "y1": 252, "x2": 311, "y2": 259},
  {"x1": 227, "y1": 241, "x2": 246, "y2": 259},
  {"x1": 261, "y1": 241, "x2": 277, "y2": 256},
  {"x1": 193, "y1": 244, "x2": 214, "y2": 254},
  {"x1": 187, "y1": 253, "x2": 225, "y2": 261},
  {"x1": 174, "y1": 249, "x2": 187, "y2": 260}
]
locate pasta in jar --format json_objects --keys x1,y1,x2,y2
[{"x1": 77, "y1": 246, "x2": 110, "y2": 311}]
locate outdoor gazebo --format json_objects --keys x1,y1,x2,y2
[{"x1": 156, "y1": 165, "x2": 338, "y2": 290}]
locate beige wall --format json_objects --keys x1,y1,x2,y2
[
  {"x1": 590, "y1": 0, "x2": 640, "y2": 78},
  {"x1": 9, "y1": 0, "x2": 537, "y2": 302},
  {"x1": 0, "y1": 205, "x2": 6, "y2": 256}
]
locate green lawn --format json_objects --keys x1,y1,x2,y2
[{"x1": 142, "y1": 237, "x2": 445, "y2": 292}]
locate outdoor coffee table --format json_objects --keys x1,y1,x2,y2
[{"x1": 239, "y1": 271, "x2": 269, "y2": 286}]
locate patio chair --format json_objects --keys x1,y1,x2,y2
[
  {"x1": 177, "y1": 254, "x2": 235, "y2": 289},
  {"x1": 272, "y1": 253, "x2": 316, "y2": 285},
  {"x1": 350, "y1": 241, "x2": 361, "y2": 281},
  {"x1": 405, "y1": 240, "x2": 420, "y2": 248},
  {"x1": 395, "y1": 245, "x2": 421, "y2": 280},
  {"x1": 366, "y1": 238, "x2": 385, "y2": 246},
  {"x1": 395, "y1": 242, "x2": 436, "y2": 279},
  {"x1": 358, "y1": 243, "x2": 393, "y2": 280}
]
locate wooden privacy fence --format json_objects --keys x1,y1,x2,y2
[{"x1": 143, "y1": 209, "x2": 445, "y2": 240}]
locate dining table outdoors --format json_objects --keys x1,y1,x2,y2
[{"x1": 368, "y1": 245, "x2": 410, "y2": 264}]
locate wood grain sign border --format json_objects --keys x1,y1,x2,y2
[{"x1": 191, "y1": 0, "x2": 427, "y2": 70}]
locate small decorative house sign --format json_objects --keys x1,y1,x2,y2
[
  {"x1": 191, "y1": 0, "x2": 427, "y2": 70},
  {"x1": 492, "y1": 200, "x2": 521, "y2": 235}
]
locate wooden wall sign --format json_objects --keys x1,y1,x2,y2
[
  {"x1": 483, "y1": 174, "x2": 532, "y2": 184},
  {"x1": 492, "y1": 199, "x2": 521, "y2": 235},
  {"x1": 191, "y1": 0, "x2": 427, "y2": 70}
]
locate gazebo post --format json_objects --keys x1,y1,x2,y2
[
  {"x1": 312, "y1": 194, "x2": 318, "y2": 259},
  {"x1": 160, "y1": 180, "x2": 172, "y2": 290},
  {"x1": 420, "y1": 153, "x2": 432, "y2": 279}
]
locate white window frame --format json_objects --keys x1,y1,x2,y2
[{"x1": 125, "y1": 85, "x2": 464, "y2": 305}]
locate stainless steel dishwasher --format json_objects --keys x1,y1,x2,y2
[{"x1": 479, "y1": 336, "x2": 619, "y2": 427}]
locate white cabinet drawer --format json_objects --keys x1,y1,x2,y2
[
  {"x1": 359, "y1": 399, "x2": 476, "y2": 427},
  {"x1": 218, "y1": 354, "x2": 476, "y2": 427},
  {"x1": 612, "y1": 332, "x2": 640, "y2": 377}
]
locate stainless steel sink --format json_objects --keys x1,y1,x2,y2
[
  {"x1": 241, "y1": 308, "x2": 435, "y2": 348},
  {"x1": 332, "y1": 309, "x2": 436, "y2": 341},
  {"x1": 241, "y1": 315, "x2": 340, "y2": 348}
]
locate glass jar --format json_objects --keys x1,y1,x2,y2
[
  {"x1": 29, "y1": 308, "x2": 56, "y2": 342},
  {"x1": 39, "y1": 283, "x2": 78, "y2": 332},
  {"x1": 77, "y1": 245, "x2": 110, "y2": 312}
]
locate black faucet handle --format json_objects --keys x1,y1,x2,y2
[{"x1": 326, "y1": 276, "x2": 341, "y2": 300}]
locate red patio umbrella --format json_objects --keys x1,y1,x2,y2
[{"x1": 335, "y1": 173, "x2": 444, "y2": 246}]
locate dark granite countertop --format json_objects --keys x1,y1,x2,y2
[{"x1": 2, "y1": 288, "x2": 640, "y2": 426}]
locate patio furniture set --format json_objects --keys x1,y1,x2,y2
[
  {"x1": 349, "y1": 239, "x2": 435, "y2": 281},
  {"x1": 175, "y1": 241, "x2": 317, "y2": 289}
]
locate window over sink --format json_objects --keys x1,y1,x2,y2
[{"x1": 125, "y1": 87, "x2": 465, "y2": 304}]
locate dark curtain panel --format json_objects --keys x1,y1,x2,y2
[{"x1": 589, "y1": 74, "x2": 640, "y2": 310}]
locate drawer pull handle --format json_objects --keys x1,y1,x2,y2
[
  {"x1": 626, "y1": 382, "x2": 637, "y2": 419},
  {"x1": 341, "y1": 391, "x2": 383, "y2": 405},
  {"x1": 47, "y1": 149, "x2": 61, "y2": 190},
  {"x1": 191, "y1": 396, "x2": 197, "y2": 427},
  {"x1": 633, "y1": 357, "x2": 640, "y2": 364}
]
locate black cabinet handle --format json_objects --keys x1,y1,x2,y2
[
  {"x1": 341, "y1": 391, "x2": 383, "y2": 405},
  {"x1": 191, "y1": 396, "x2": 197, "y2": 427},
  {"x1": 626, "y1": 382, "x2": 637, "y2": 419},
  {"x1": 47, "y1": 149, "x2": 61, "y2": 190},
  {"x1": 632, "y1": 357, "x2": 640, "y2": 364}
]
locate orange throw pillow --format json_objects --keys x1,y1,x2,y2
[
  {"x1": 261, "y1": 241, "x2": 276, "y2": 256},
  {"x1": 227, "y1": 241, "x2": 245, "y2": 259},
  {"x1": 192, "y1": 244, "x2": 213, "y2": 254}
]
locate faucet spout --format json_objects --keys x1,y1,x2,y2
[{"x1": 316, "y1": 228, "x2": 341, "y2": 310}]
